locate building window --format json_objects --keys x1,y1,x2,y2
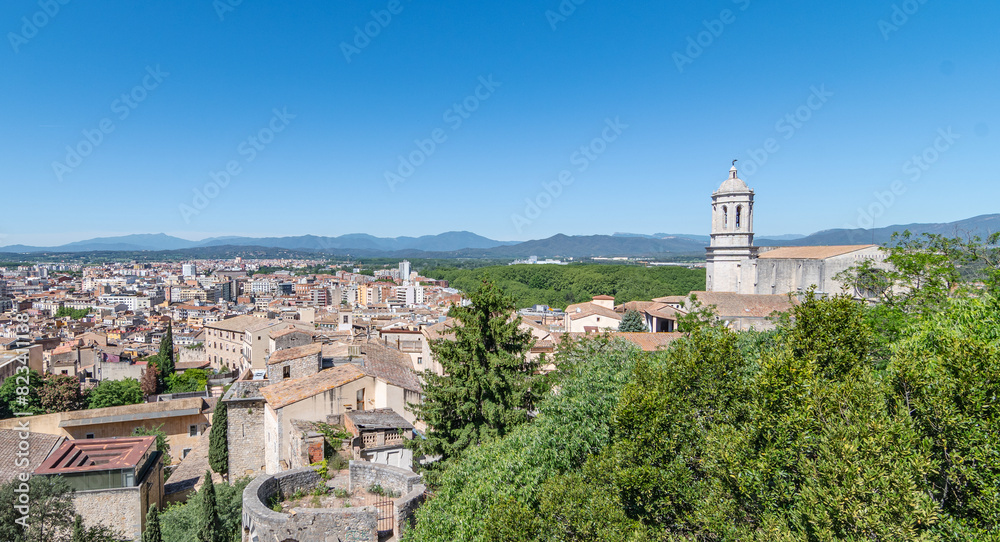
[
  {"x1": 722, "y1": 206, "x2": 728, "y2": 227},
  {"x1": 356, "y1": 388, "x2": 365, "y2": 411},
  {"x1": 182, "y1": 448, "x2": 192, "y2": 459},
  {"x1": 85, "y1": 433, "x2": 94, "y2": 439},
  {"x1": 417, "y1": 357, "x2": 423, "y2": 365},
  {"x1": 736, "y1": 205, "x2": 742, "y2": 228},
  {"x1": 189, "y1": 425, "x2": 198, "y2": 437},
  {"x1": 282, "y1": 366, "x2": 290, "y2": 379}
]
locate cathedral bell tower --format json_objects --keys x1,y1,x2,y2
[{"x1": 705, "y1": 163, "x2": 757, "y2": 293}]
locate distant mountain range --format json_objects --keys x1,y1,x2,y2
[{"x1": 2, "y1": 215, "x2": 998, "y2": 260}]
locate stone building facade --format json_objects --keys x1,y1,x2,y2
[
  {"x1": 223, "y1": 377, "x2": 270, "y2": 478},
  {"x1": 706, "y1": 164, "x2": 883, "y2": 297}
]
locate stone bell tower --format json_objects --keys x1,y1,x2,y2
[{"x1": 705, "y1": 163, "x2": 757, "y2": 293}]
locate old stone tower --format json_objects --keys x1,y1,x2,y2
[{"x1": 705, "y1": 164, "x2": 757, "y2": 293}]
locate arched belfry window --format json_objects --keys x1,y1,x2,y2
[
  {"x1": 722, "y1": 206, "x2": 728, "y2": 228},
  {"x1": 736, "y1": 205, "x2": 742, "y2": 228}
]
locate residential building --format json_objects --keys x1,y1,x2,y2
[{"x1": 34, "y1": 436, "x2": 164, "y2": 540}]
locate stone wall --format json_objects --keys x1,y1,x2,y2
[
  {"x1": 348, "y1": 460, "x2": 421, "y2": 496},
  {"x1": 75, "y1": 486, "x2": 143, "y2": 541},
  {"x1": 225, "y1": 379, "x2": 271, "y2": 479},
  {"x1": 265, "y1": 352, "x2": 321, "y2": 382},
  {"x1": 394, "y1": 482, "x2": 427, "y2": 537},
  {"x1": 178, "y1": 345, "x2": 206, "y2": 365},
  {"x1": 242, "y1": 468, "x2": 378, "y2": 542}
]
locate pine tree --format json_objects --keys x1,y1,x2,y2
[
  {"x1": 143, "y1": 504, "x2": 162, "y2": 542},
  {"x1": 411, "y1": 278, "x2": 538, "y2": 465},
  {"x1": 618, "y1": 309, "x2": 647, "y2": 332},
  {"x1": 208, "y1": 400, "x2": 228, "y2": 478},
  {"x1": 158, "y1": 322, "x2": 174, "y2": 377},
  {"x1": 197, "y1": 471, "x2": 218, "y2": 542}
]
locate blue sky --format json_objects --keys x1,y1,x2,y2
[{"x1": 1, "y1": 0, "x2": 997, "y2": 246}]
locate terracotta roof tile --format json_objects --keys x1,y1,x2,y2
[
  {"x1": 267, "y1": 342, "x2": 322, "y2": 364},
  {"x1": 757, "y1": 245, "x2": 877, "y2": 260},
  {"x1": 260, "y1": 365, "x2": 367, "y2": 409}
]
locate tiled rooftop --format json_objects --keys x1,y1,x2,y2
[{"x1": 34, "y1": 436, "x2": 155, "y2": 475}]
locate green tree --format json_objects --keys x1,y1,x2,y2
[
  {"x1": 618, "y1": 309, "x2": 647, "y2": 332},
  {"x1": 160, "y1": 478, "x2": 250, "y2": 542},
  {"x1": 0, "y1": 368, "x2": 44, "y2": 418},
  {"x1": 0, "y1": 475, "x2": 75, "y2": 542},
  {"x1": 208, "y1": 400, "x2": 228, "y2": 478},
  {"x1": 410, "y1": 278, "x2": 538, "y2": 469},
  {"x1": 142, "y1": 505, "x2": 162, "y2": 542},
  {"x1": 158, "y1": 322, "x2": 175, "y2": 377},
  {"x1": 55, "y1": 306, "x2": 91, "y2": 320},
  {"x1": 87, "y1": 378, "x2": 143, "y2": 409},
  {"x1": 166, "y1": 369, "x2": 208, "y2": 394},
  {"x1": 197, "y1": 470, "x2": 219, "y2": 542},
  {"x1": 39, "y1": 373, "x2": 84, "y2": 413}
]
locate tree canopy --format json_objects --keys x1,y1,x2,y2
[
  {"x1": 87, "y1": 378, "x2": 143, "y2": 409},
  {"x1": 425, "y1": 264, "x2": 705, "y2": 309},
  {"x1": 406, "y1": 286, "x2": 1000, "y2": 541},
  {"x1": 410, "y1": 278, "x2": 539, "y2": 475}
]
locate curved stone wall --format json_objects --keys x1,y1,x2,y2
[{"x1": 242, "y1": 467, "x2": 378, "y2": 542}]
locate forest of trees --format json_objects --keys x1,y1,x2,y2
[
  {"x1": 424, "y1": 264, "x2": 705, "y2": 309},
  {"x1": 405, "y1": 233, "x2": 1000, "y2": 541}
]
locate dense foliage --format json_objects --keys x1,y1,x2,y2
[
  {"x1": 0, "y1": 476, "x2": 126, "y2": 541},
  {"x1": 166, "y1": 369, "x2": 208, "y2": 394},
  {"x1": 0, "y1": 370, "x2": 85, "y2": 418},
  {"x1": 55, "y1": 306, "x2": 91, "y2": 319},
  {"x1": 410, "y1": 279, "x2": 539, "y2": 477},
  {"x1": 406, "y1": 286, "x2": 1000, "y2": 541},
  {"x1": 160, "y1": 477, "x2": 249, "y2": 542},
  {"x1": 424, "y1": 264, "x2": 704, "y2": 309},
  {"x1": 87, "y1": 378, "x2": 143, "y2": 409},
  {"x1": 406, "y1": 336, "x2": 644, "y2": 542}
]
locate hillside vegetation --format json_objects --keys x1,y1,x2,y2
[{"x1": 424, "y1": 264, "x2": 705, "y2": 309}]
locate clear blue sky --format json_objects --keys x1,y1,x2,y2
[{"x1": 1, "y1": 0, "x2": 997, "y2": 246}]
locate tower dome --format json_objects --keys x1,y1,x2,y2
[{"x1": 717, "y1": 165, "x2": 750, "y2": 193}]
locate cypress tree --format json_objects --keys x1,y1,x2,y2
[
  {"x1": 197, "y1": 471, "x2": 218, "y2": 542},
  {"x1": 158, "y1": 321, "x2": 175, "y2": 377},
  {"x1": 143, "y1": 504, "x2": 162, "y2": 542},
  {"x1": 208, "y1": 400, "x2": 229, "y2": 478}
]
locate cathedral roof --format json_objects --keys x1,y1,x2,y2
[
  {"x1": 717, "y1": 166, "x2": 750, "y2": 193},
  {"x1": 757, "y1": 245, "x2": 878, "y2": 260}
]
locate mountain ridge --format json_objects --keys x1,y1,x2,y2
[{"x1": 3, "y1": 215, "x2": 997, "y2": 259}]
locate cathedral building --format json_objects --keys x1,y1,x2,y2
[{"x1": 705, "y1": 164, "x2": 885, "y2": 297}]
